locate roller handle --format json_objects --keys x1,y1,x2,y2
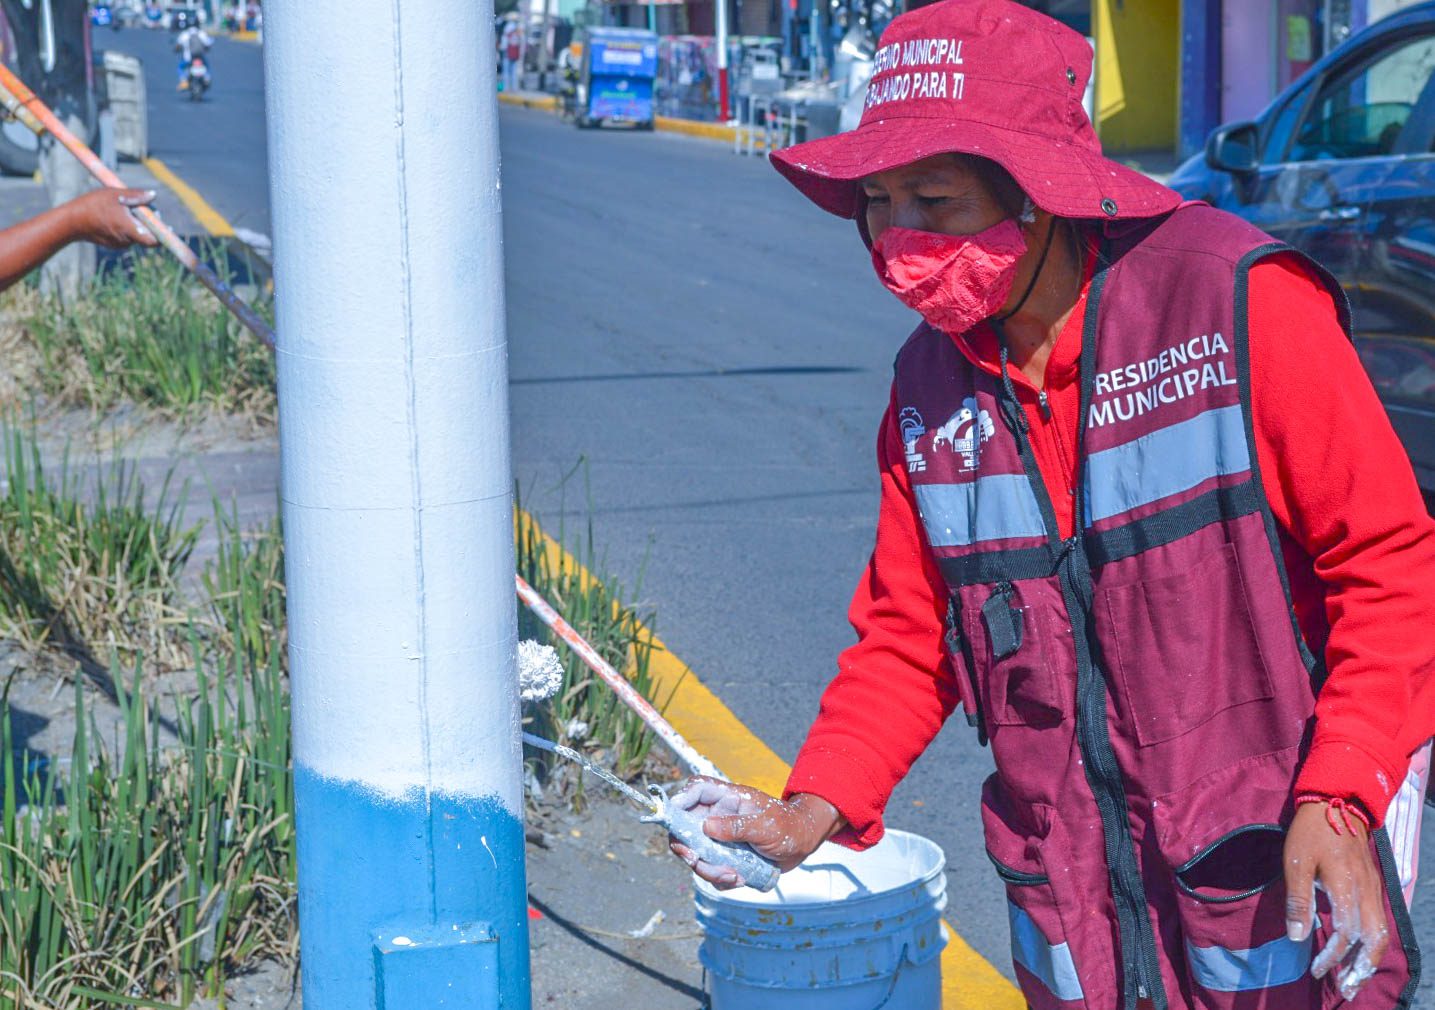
[{"x1": 661, "y1": 803, "x2": 781, "y2": 893}]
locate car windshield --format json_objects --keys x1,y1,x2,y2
[{"x1": 1287, "y1": 32, "x2": 1435, "y2": 161}]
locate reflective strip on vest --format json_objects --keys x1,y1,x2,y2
[
  {"x1": 1085, "y1": 404, "x2": 1250, "y2": 525},
  {"x1": 1186, "y1": 934, "x2": 1312, "y2": 993},
  {"x1": 1008, "y1": 901, "x2": 1084, "y2": 1002},
  {"x1": 914, "y1": 475, "x2": 1046, "y2": 548}
]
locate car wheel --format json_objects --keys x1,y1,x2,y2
[{"x1": 0, "y1": 119, "x2": 39, "y2": 177}]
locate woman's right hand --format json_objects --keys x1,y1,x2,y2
[{"x1": 667, "y1": 777, "x2": 845, "y2": 889}]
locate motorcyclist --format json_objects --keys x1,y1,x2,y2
[{"x1": 174, "y1": 24, "x2": 214, "y2": 91}]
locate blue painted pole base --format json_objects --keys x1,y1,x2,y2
[
  {"x1": 375, "y1": 924, "x2": 499, "y2": 1008},
  {"x1": 295, "y1": 767, "x2": 531, "y2": 1009}
]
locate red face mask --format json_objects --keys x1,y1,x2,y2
[{"x1": 870, "y1": 219, "x2": 1028, "y2": 335}]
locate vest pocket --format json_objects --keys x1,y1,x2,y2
[
  {"x1": 963, "y1": 585, "x2": 1063, "y2": 728},
  {"x1": 981, "y1": 776, "x2": 1088, "y2": 1009},
  {"x1": 1154, "y1": 749, "x2": 1320, "y2": 1007},
  {"x1": 1102, "y1": 542, "x2": 1274, "y2": 747}
]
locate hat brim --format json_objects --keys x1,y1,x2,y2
[{"x1": 770, "y1": 115, "x2": 1180, "y2": 221}]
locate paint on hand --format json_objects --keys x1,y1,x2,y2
[{"x1": 518, "y1": 639, "x2": 564, "y2": 701}]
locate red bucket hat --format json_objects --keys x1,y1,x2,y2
[{"x1": 771, "y1": 0, "x2": 1180, "y2": 221}]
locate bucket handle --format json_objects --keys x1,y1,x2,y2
[{"x1": 700, "y1": 943, "x2": 911, "y2": 1010}]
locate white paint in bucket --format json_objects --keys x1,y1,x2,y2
[{"x1": 694, "y1": 830, "x2": 948, "y2": 1009}]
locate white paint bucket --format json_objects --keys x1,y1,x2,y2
[{"x1": 694, "y1": 830, "x2": 947, "y2": 1009}]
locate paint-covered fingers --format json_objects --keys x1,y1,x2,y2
[
  {"x1": 1335, "y1": 860, "x2": 1390, "y2": 999},
  {"x1": 705, "y1": 792, "x2": 843, "y2": 872},
  {"x1": 1285, "y1": 800, "x2": 1389, "y2": 999},
  {"x1": 668, "y1": 838, "x2": 746, "y2": 890},
  {"x1": 670, "y1": 776, "x2": 760, "y2": 819},
  {"x1": 66, "y1": 187, "x2": 160, "y2": 248}
]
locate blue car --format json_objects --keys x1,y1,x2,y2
[
  {"x1": 90, "y1": 4, "x2": 113, "y2": 27},
  {"x1": 1169, "y1": 2, "x2": 1435, "y2": 493}
]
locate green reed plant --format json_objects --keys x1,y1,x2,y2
[
  {"x1": 0, "y1": 421, "x2": 199, "y2": 667},
  {"x1": 514, "y1": 490, "x2": 666, "y2": 779},
  {"x1": 19, "y1": 249, "x2": 275, "y2": 419},
  {"x1": 0, "y1": 642, "x2": 294, "y2": 1009},
  {"x1": 202, "y1": 503, "x2": 285, "y2": 674}
]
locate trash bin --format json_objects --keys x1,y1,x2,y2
[{"x1": 98, "y1": 50, "x2": 147, "y2": 161}]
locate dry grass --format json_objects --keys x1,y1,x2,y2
[
  {"x1": 0, "y1": 421, "x2": 199, "y2": 672},
  {"x1": 7, "y1": 252, "x2": 275, "y2": 428}
]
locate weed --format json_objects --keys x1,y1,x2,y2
[
  {"x1": 201, "y1": 503, "x2": 285, "y2": 674},
  {"x1": 17, "y1": 250, "x2": 275, "y2": 421},
  {"x1": 514, "y1": 488, "x2": 665, "y2": 779},
  {"x1": 0, "y1": 420, "x2": 199, "y2": 669},
  {"x1": 0, "y1": 650, "x2": 294, "y2": 1009}
]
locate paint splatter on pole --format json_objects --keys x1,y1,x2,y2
[{"x1": 263, "y1": 0, "x2": 530, "y2": 1005}]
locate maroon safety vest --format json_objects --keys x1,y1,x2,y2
[{"x1": 893, "y1": 205, "x2": 1419, "y2": 1010}]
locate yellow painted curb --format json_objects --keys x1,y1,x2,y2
[
  {"x1": 653, "y1": 115, "x2": 739, "y2": 143},
  {"x1": 517, "y1": 510, "x2": 1023, "y2": 1009},
  {"x1": 497, "y1": 91, "x2": 741, "y2": 144},
  {"x1": 230, "y1": 30, "x2": 260, "y2": 43},
  {"x1": 498, "y1": 92, "x2": 559, "y2": 112},
  {"x1": 143, "y1": 157, "x2": 234, "y2": 237}
]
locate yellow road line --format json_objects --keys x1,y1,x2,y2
[
  {"x1": 518, "y1": 510, "x2": 1023, "y2": 1009},
  {"x1": 143, "y1": 157, "x2": 234, "y2": 237}
]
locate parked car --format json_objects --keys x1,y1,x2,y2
[
  {"x1": 90, "y1": 4, "x2": 113, "y2": 28},
  {"x1": 1169, "y1": 1, "x2": 1435, "y2": 494}
]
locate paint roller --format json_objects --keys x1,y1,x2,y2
[{"x1": 519, "y1": 641, "x2": 781, "y2": 893}]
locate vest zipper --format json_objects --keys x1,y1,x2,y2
[
  {"x1": 997, "y1": 270, "x2": 1167, "y2": 1010},
  {"x1": 1037, "y1": 389, "x2": 1051, "y2": 419},
  {"x1": 1056, "y1": 538, "x2": 1166, "y2": 1010}
]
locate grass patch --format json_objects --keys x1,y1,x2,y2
[
  {"x1": 0, "y1": 421, "x2": 198, "y2": 670},
  {"x1": 15, "y1": 250, "x2": 275, "y2": 421},
  {"x1": 0, "y1": 502, "x2": 294, "y2": 1008}
]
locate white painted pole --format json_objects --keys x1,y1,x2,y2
[{"x1": 263, "y1": 0, "x2": 530, "y2": 1006}]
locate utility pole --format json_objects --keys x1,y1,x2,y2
[
  {"x1": 716, "y1": 0, "x2": 731, "y2": 119},
  {"x1": 263, "y1": 1, "x2": 531, "y2": 1007}
]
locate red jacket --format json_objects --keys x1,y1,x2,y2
[{"x1": 786, "y1": 253, "x2": 1435, "y2": 844}]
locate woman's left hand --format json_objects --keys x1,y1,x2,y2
[{"x1": 1283, "y1": 800, "x2": 1389, "y2": 1000}]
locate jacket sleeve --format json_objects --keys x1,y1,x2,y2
[
  {"x1": 783, "y1": 387, "x2": 964, "y2": 849},
  {"x1": 1248, "y1": 255, "x2": 1435, "y2": 825}
]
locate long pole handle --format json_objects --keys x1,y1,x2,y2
[
  {"x1": 0, "y1": 62, "x2": 276, "y2": 348},
  {"x1": 515, "y1": 573, "x2": 725, "y2": 781}
]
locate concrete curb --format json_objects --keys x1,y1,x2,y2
[{"x1": 497, "y1": 91, "x2": 740, "y2": 145}]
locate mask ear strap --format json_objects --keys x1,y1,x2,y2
[{"x1": 994, "y1": 215, "x2": 1056, "y2": 323}]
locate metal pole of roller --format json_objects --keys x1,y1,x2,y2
[{"x1": 263, "y1": 0, "x2": 530, "y2": 1005}]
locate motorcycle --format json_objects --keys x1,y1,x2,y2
[{"x1": 186, "y1": 57, "x2": 210, "y2": 101}]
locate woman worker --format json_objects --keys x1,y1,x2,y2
[{"x1": 668, "y1": 1, "x2": 1435, "y2": 1007}]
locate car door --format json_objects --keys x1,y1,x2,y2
[{"x1": 1355, "y1": 43, "x2": 1435, "y2": 490}]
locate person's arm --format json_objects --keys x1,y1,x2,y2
[
  {"x1": 669, "y1": 388, "x2": 962, "y2": 888},
  {"x1": 780, "y1": 389, "x2": 963, "y2": 848},
  {"x1": 1249, "y1": 255, "x2": 1435, "y2": 998},
  {"x1": 0, "y1": 187, "x2": 159, "y2": 292}
]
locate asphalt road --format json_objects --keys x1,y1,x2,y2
[
  {"x1": 101, "y1": 30, "x2": 1435, "y2": 1001},
  {"x1": 101, "y1": 27, "x2": 272, "y2": 235}
]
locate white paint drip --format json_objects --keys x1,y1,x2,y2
[
  {"x1": 518, "y1": 640, "x2": 564, "y2": 702},
  {"x1": 480, "y1": 834, "x2": 498, "y2": 869}
]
